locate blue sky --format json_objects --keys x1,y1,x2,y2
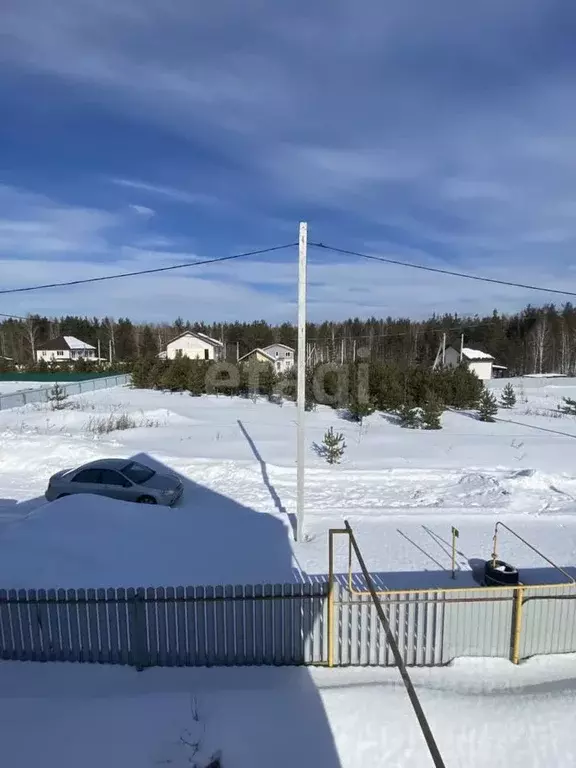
[{"x1": 2, "y1": 0, "x2": 576, "y2": 322}]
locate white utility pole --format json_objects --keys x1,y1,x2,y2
[
  {"x1": 97, "y1": 338, "x2": 101, "y2": 361},
  {"x1": 460, "y1": 333, "x2": 464, "y2": 362},
  {"x1": 296, "y1": 221, "x2": 308, "y2": 542},
  {"x1": 441, "y1": 333, "x2": 446, "y2": 366},
  {"x1": 108, "y1": 339, "x2": 113, "y2": 364}
]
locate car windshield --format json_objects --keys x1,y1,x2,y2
[{"x1": 121, "y1": 461, "x2": 155, "y2": 485}]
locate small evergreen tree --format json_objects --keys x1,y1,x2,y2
[
  {"x1": 48, "y1": 382, "x2": 69, "y2": 410},
  {"x1": 421, "y1": 394, "x2": 443, "y2": 430},
  {"x1": 187, "y1": 361, "x2": 206, "y2": 396},
  {"x1": 500, "y1": 383, "x2": 516, "y2": 409},
  {"x1": 478, "y1": 389, "x2": 498, "y2": 422},
  {"x1": 347, "y1": 395, "x2": 375, "y2": 423},
  {"x1": 320, "y1": 427, "x2": 346, "y2": 464},
  {"x1": 397, "y1": 402, "x2": 422, "y2": 428},
  {"x1": 559, "y1": 396, "x2": 576, "y2": 415}
]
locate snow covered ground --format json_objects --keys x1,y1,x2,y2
[
  {"x1": 0, "y1": 378, "x2": 576, "y2": 586},
  {"x1": 1, "y1": 378, "x2": 576, "y2": 766},
  {"x1": 0, "y1": 380, "x2": 58, "y2": 395},
  {"x1": 1, "y1": 654, "x2": 575, "y2": 767}
]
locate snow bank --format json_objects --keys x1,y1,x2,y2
[{"x1": 1, "y1": 655, "x2": 575, "y2": 767}]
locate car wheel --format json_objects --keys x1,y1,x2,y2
[{"x1": 137, "y1": 495, "x2": 157, "y2": 505}]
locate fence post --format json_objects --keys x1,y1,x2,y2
[
  {"x1": 128, "y1": 589, "x2": 148, "y2": 670},
  {"x1": 511, "y1": 587, "x2": 524, "y2": 664}
]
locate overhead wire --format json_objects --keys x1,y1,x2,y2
[
  {"x1": 0, "y1": 242, "x2": 297, "y2": 296},
  {"x1": 309, "y1": 241, "x2": 576, "y2": 299}
]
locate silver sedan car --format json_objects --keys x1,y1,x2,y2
[{"x1": 45, "y1": 458, "x2": 183, "y2": 506}]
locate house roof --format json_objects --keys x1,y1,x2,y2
[
  {"x1": 238, "y1": 348, "x2": 275, "y2": 363},
  {"x1": 461, "y1": 347, "x2": 494, "y2": 361},
  {"x1": 36, "y1": 335, "x2": 95, "y2": 351},
  {"x1": 165, "y1": 330, "x2": 223, "y2": 348},
  {"x1": 262, "y1": 343, "x2": 294, "y2": 352}
]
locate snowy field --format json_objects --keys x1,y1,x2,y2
[
  {"x1": 1, "y1": 378, "x2": 576, "y2": 766},
  {"x1": 0, "y1": 380, "x2": 57, "y2": 395},
  {"x1": 0, "y1": 654, "x2": 575, "y2": 767},
  {"x1": 0, "y1": 378, "x2": 576, "y2": 586}
]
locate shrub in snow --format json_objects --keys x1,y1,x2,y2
[
  {"x1": 397, "y1": 402, "x2": 422, "y2": 429},
  {"x1": 421, "y1": 394, "x2": 443, "y2": 430},
  {"x1": 478, "y1": 389, "x2": 498, "y2": 422},
  {"x1": 500, "y1": 383, "x2": 516, "y2": 409},
  {"x1": 317, "y1": 427, "x2": 347, "y2": 464},
  {"x1": 47, "y1": 383, "x2": 69, "y2": 410},
  {"x1": 346, "y1": 394, "x2": 375, "y2": 423},
  {"x1": 559, "y1": 396, "x2": 576, "y2": 415},
  {"x1": 85, "y1": 412, "x2": 137, "y2": 435}
]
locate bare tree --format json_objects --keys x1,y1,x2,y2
[
  {"x1": 22, "y1": 315, "x2": 39, "y2": 363},
  {"x1": 531, "y1": 317, "x2": 548, "y2": 374}
]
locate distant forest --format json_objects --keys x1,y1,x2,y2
[{"x1": 1, "y1": 302, "x2": 574, "y2": 375}]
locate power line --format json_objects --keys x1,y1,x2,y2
[
  {"x1": 310, "y1": 242, "x2": 576, "y2": 299},
  {"x1": 307, "y1": 317, "x2": 506, "y2": 343},
  {"x1": 0, "y1": 243, "x2": 297, "y2": 296}
]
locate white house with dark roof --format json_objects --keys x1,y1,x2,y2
[
  {"x1": 161, "y1": 331, "x2": 223, "y2": 361},
  {"x1": 444, "y1": 345, "x2": 495, "y2": 381},
  {"x1": 35, "y1": 335, "x2": 96, "y2": 363}
]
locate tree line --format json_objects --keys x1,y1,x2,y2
[{"x1": 1, "y1": 301, "x2": 575, "y2": 374}]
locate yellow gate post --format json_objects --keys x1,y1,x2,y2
[{"x1": 511, "y1": 587, "x2": 524, "y2": 665}]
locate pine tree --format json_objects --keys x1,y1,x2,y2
[
  {"x1": 421, "y1": 394, "x2": 443, "y2": 430},
  {"x1": 187, "y1": 361, "x2": 206, "y2": 396},
  {"x1": 347, "y1": 394, "x2": 375, "y2": 423},
  {"x1": 559, "y1": 396, "x2": 576, "y2": 415},
  {"x1": 397, "y1": 402, "x2": 422, "y2": 428},
  {"x1": 48, "y1": 383, "x2": 69, "y2": 410},
  {"x1": 478, "y1": 389, "x2": 498, "y2": 422},
  {"x1": 160, "y1": 357, "x2": 191, "y2": 392},
  {"x1": 320, "y1": 427, "x2": 346, "y2": 464},
  {"x1": 131, "y1": 358, "x2": 155, "y2": 389},
  {"x1": 500, "y1": 383, "x2": 516, "y2": 409}
]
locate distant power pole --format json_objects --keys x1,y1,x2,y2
[
  {"x1": 460, "y1": 333, "x2": 464, "y2": 363},
  {"x1": 109, "y1": 339, "x2": 113, "y2": 364},
  {"x1": 441, "y1": 333, "x2": 446, "y2": 366},
  {"x1": 97, "y1": 338, "x2": 101, "y2": 361},
  {"x1": 296, "y1": 221, "x2": 308, "y2": 542},
  {"x1": 236, "y1": 341, "x2": 240, "y2": 362}
]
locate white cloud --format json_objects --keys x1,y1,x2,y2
[
  {"x1": 113, "y1": 179, "x2": 214, "y2": 206},
  {"x1": 128, "y1": 204, "x2": 155, "y2": 217}
]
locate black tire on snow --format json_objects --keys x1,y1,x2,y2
[
  {"x1": 137, "y1": 495, "x2": 157, "y2": 505},
  {"x1": 484, "y1": 559, "x2": 519, "y2": 586}
]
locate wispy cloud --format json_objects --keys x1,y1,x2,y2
[
  {"x1": 112, "y1": 178, "x2": 214, "y2": 206},
  {"x1": 128, "y1": 203, "x2": 155, "y2": 217},
  {"x1": 2, "y1": 0, "x2": 576, "y2": 317}
]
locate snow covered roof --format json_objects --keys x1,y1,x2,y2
[
  {"x1": 461, "y1": 347, "x2": 494, "y2": 361},
  {"x1": 165, "y1": 331, "x2": 223, "y2": 348},
  {"x1": 36, "y1": 335, "x2": 95, "y2": 351},
  {"x1": 238, "y1": 348, "x2": 275, "y2": 363},
  {"x1": 262, "y1": 343, "x2": 294, "y2": 352}
]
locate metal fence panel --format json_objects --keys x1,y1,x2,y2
[
  {"x1": 521, "y1": 586, "x2": 576, "y2": 659},
  {"x1": 0, "y1": 374, "x2": 131, "y2": 411},
  {"x1": 1, "y1": 582, "x2": 574, "y2": 668},
  {"x1": 441, "y1": 590, "x2": 514, "y2": 662}
]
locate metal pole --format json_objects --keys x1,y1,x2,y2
[
  {"x1": 296, "y1": 222, "x2": 307, "y2": 542},
  {"x1": 97, "y1": 338, "x2": 101, "y2": 361},
  {"x1": 460, "y1": 333, "x2": 464, "y2": 362},
  {"x1": 442, "y1": 332, "x2": 446, "y2": 366},
  {"x1": 343, "y1": 520, "x2": 447, "y2": 768}
]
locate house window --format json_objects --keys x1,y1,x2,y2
[
  {"x1": 275, "y1": 351, "x2": 279, "y2": 357},
  {"x1": 204, "y1": 349, "x2": 210, "y2": 360},
  {"x1": 286, "y1": 351, "x2": 292, "y2": 357},
  {"x1": 56, "y1": 350, "x2": 64, "y2": 356}
]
